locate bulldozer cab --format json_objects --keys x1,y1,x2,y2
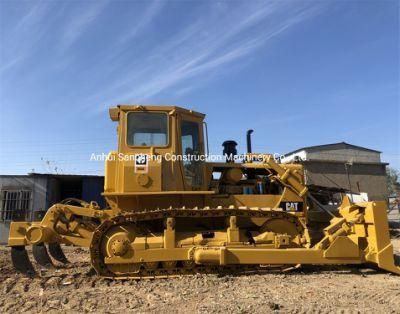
[{"x1": 106, "y1": 105, "x2": 207, "y2": 194}]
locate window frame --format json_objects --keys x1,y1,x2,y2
[
  {"x1": 179, "y1": 117, "x2": 205, "y2": 190},
  {"x1": 180, "y1": 120, "x2": 201, "y2": 156},
  {"x1": 0, "y1": 189, "x2": 32, "y2": 222},
  {"x1": 125, "y1": 111, "x2": 170, "y2": 148}
]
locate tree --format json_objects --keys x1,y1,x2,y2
[{"x1": 386, "y1": 167, "x2": 400, "y2": 196}]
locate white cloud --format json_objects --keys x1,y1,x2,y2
[
  {"x1": 62, "y1": 1, "x2": 108, "y2": 49},
  {"x1": 0, "y1": 1, "x2": 52, "y2": 73},
  {"x1": 118, "y1": 0, "x2": 164, "y2": 43},
  {"x1": 0, "y1": 1, "x2": 323, "y2": 111},
  {"x1": 89, "y1": 2, "x2": 324, "y2": 110}
]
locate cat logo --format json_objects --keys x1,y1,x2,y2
[
  {"x1": 286, "y1": 202, "x2": 298, "y2": 211},
  {"x1": 134, "y1": 154, "x2": 148, "y2": 173},
  {"x1": 279, "y1": 202, "x2": 303, "y2": 212}
]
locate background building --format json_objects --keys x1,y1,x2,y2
[
  {"x1": 0, "y1": 173, "x2": 105, "y2": 243},
  {"x1": 281, "y1": 142, "x2": 389, "y2": 201}
]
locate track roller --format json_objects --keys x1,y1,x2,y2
[{"x1": 144, "y1": 262, "x2": 159, "y2": 270}]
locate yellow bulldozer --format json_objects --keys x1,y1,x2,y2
[{"x1": 8, "y1": 105, "x2": 400, "y2": 278}]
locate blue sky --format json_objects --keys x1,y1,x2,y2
[{"x1": 0, "y1": 0, "x2": 399, "y2": 175}]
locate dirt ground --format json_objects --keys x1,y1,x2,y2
[{"x1": 1, "y1": 235, "x2": 399, "y2": 313}]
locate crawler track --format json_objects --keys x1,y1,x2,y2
[{"x1": 90, "y1": 207, "x2": 306, "y2": 278}]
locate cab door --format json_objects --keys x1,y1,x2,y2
[{"x1": 178, "y1": 114, "x2": 205, "y2": 190}]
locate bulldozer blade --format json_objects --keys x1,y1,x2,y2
[
  {"x1": 11, "y1": 246, "x2": 36, "y2": 276},
  {"x1": 32, "y1": 243, "x2": 54, "y2": 268},
  {"x1": 48, "y1": 242, "x2": 69, "y2": 264}
]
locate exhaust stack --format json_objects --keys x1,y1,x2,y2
[{"x1": 246, "y1": 129, "x2": 254, "y2": 154}]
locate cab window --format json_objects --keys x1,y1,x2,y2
[
  {"x1": 181, "y1": 120, "x2": 203, "y2": 188},
  {"x1": 127, "y1": 112, "x2": 168, "y2": 146},
  {"x1": 181, "y1": 121, "x2": 200, "y2": 155}
]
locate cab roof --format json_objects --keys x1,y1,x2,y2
[{"x1": 109, "y1": 104, "x2": 205, "y2": 121}]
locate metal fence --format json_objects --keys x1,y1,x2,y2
[{"x1": 0, "y1": 190, "x2": 32, "y2": 222}]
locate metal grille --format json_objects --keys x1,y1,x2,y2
[{"x1": 0, "y1": 190, "x2": 32, "y2": 221}]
